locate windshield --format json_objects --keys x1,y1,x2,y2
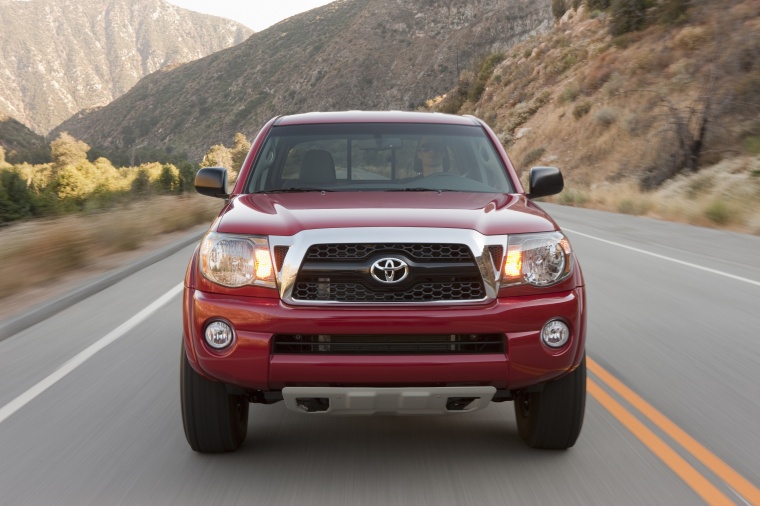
[{"x1": 245, "y1": 123, "x2": 515, "y2": 194}]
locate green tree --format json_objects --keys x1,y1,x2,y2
[
  {"x1": 50, "y1": 133, "x2": 90, "y2": 173},
  {"x1": 55, "y1": 164, "x2": 97, "y2": 205},
  {"x1": 201, "y1": 144, "x2": 233, "y2": 170},
  {"x1": 230, "y1": 133, "x2": 251, "y2": 183},
  {"x1": 131, "y1": 166, "x2": 152, "y2": 195},
  {"x1": 231, "y1": 133, "x2": 251, "y2": 171},
  {"x1": 159, "y1": 164, "x2": 181, "y2": 193},
  {"x1": 176, "y1": 161, "x2": 198, "y2": 193},
  {"x1": 0, "y1": 167, "x2": 32, "y2": 222}
]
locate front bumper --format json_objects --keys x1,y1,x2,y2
[
  {"x1": 183, "y1": 286, "x2": 586, "y2": 392},
  {"x1": 282, "y1": 386, "x2": 497, "y2": 415}
]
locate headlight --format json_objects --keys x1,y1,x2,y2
[
  {"x1": 199, "y1": 232, "x2": 276, "y2": 288},
  {"x1": 501, "y1": 231, "x2": 572, "y2": 287}
]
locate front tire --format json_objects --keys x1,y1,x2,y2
[
  {"x1": 181, "y1": 344, "x2": 249, "y2": 453},
  {"x1": 514, "y1": 355, "x2": 586, "y2": 449}
]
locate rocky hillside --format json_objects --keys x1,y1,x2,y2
[
  {"x1": 55, "y1": 0, "x2": 554, "y2": 159},
  {"x1": 431, "y1": 0, "x2": 760, "y2": 233},
  {"x1": 0, "y1": 0, "x2": 252, "y2": 134},
  {"x1": 0, "y1": 114, "x2": 47, "y2": 164}
]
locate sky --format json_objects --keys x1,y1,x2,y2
[{"x1": 165, "y1": 0, "x2": 334, "y2": 31}]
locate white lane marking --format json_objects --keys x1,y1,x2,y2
[
  {"x1": 564, "y1": 228, "x2": 760, "y2": 288},
  {"x1": 0, "y1": 283, "x2": 183, "y2": 426}
]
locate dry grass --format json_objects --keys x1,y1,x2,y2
[
  {"x1": 543, "y1": 156, "x2": 760, "y2": 234},
  {"x1": 0, "y1": 195, "x2": 222, "y2": 300}
]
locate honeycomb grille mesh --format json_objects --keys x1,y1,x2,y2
[
  {"x1": 293, "y1": 279, "x2": 485, "y2": 302},
  {"x1": 305, "y1": 243, "x2": 472, "y2": 262},
  {"x1": 293, "y1": 243, "x2": 485, "y2": 303}
]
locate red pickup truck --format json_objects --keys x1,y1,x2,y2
[{"x1": 181, "y1": 111, "x2": 586, "y2": 453}]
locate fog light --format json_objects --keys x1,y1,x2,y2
[
  {"x1": 541, "y1": 320, "x2": 570, "y2": 348},
  {"x1": 205, "y1": 321, "x2": 235, "y2": 349}
]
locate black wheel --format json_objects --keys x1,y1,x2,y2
[
  {"x1": 181, "y1": 344, "x2": 249, "y2": 453},
  {"x1": 514, "y1": 354, "x2": 586, "y2": 449}
]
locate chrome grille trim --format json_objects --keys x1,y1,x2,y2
[
  {"x1": 305, "y1": 243, "x2": 473, "y2": 262},
  {"x1": 269, "y1": 228, "x2": 509, "y2": 306}
]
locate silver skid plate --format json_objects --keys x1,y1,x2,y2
[{"x1": 282, "y1": 386, "x2": 496, "y2": 415}]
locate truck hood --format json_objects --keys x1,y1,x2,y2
[{"x1": 214, "y1": 192, "x2": 558, "y2": 237}]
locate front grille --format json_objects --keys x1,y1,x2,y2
[
  {"x1": 305, "y1": 243, "x2": 472, "y2": 262},
  {"x1": 292, "y1": 243, "x2": 485, "y2": 303},
  {"x1": 274, "y1": 246, "x2": 289, "y2": 271},
  {"x1": 293, "y1": 279, "x2": 484, "y2": 302},
  {"x1": 273, "y1": 334, "x2": 505, "y2": 355},
  {"x1": 488, "y1": 245, "x2": 504, "y2": 269}
]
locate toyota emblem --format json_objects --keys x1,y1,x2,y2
[{"x1": 370, "y1": 258, "x2": 409, "y2": 284}]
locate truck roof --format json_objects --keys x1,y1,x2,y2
[{"x1": 274, "y1": 110, "x2": 481, "y2": 126}]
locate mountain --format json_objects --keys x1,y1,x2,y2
[
  {"x1": 0, "y1": 0, "x2": 252, "y2": 134},
  {"x1": 54, "y1": 0, "x2": 554, "y2": 159},
  {"x1": 430, "y1": 0, "x2": 760, "y2": 233},
  {"x1": 0, "y1": 114, "x2": 48, "y2": 164}
]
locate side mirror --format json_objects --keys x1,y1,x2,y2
[
  {"x1": 195, "y1": 167, "x2": 229, "y2": 198},
  {"x1": 527, "y1": 166, "x2": 563, "y2": 199}
]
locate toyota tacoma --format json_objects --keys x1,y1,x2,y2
[{"x1": 181, "y1": 111, "x2": 586, "y2": 453}]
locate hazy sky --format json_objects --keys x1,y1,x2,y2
[{"x1": 165, "y1": 0, "x2": 334, "y2": 31}]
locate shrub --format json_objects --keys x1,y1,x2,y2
[
  {"x1": 573, "y1": 102, "x2": 592, "y2": 119},
  {"x1": 582, "y1": 57, "x2": 614, "y2": 93},
  {"x1": 632, "y1": 51, "x2": 671, "y2": 74},
  {"x1": 501, "y1": 93, "x2": 551, "y2": 142},
  {"x1": 594, "y1": 107, "x2": 619, "y2": 126},
  {"x1": 587, "y1": 0, "x2": 611, "y2": 10},
  {"x1": 552, "y1": 0, "x2": 568, "y2": 19},
  {"x1": 618, "y1": 198, "x2": 651, "y2": 215},
  {"x1": 522, "y1": 147, "x2": 546, "y2": 167},
  {"x1": 437, "y1": 71, "x2": 472, "y2": 114},
  {"x1": 742, "y1": 136, "x2": 760, "y2": 155},
  {"x1": 656, "y1": 0, "x2": 690, "y2": 25},
  {"x1": 522, "y1": 146, "x2": 546, "y2": 167},
  {"x1": 559, "y1": 83, "x2": 581, "y2": 104},
  {"x1": 609, "y1": 0, "x2": 647, "y2": 36},
  {"x1": 468, "y1": 53, "x2": 506, "y2": 103},
  {"x1": 600, "y1": 72, "x2": 625, "y2": 98},
  {"x1": 705, "y1": 199, "x2": 731, "y2": 225},
  {"x1": 558, "y1": 189, "x2": 589, "y2": 206},
  {"x1": 673, "y1": 26, "x2": 710, "y2": 51}
]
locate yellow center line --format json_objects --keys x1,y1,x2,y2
[
  {"x1": 589, "y1": 357, "x2": 760, "y2": 506},
  {"x1": 588, "y1": 379, "x2": 735, "y2": 505}
]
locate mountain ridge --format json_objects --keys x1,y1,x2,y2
[
  {"x1": 54, "y1": 0, "x2": 554, "y2": 159},
  {"x1": 0, "y1": 0, "x2": 252, "y2": 134}
]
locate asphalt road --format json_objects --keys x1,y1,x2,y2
[{"x1": 1, "y1": 203, "x2": 759, "y2": 505}]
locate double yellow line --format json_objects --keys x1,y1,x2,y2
[{"x1": 587, "y1": 357, "x2": 760, "y2": 506}]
